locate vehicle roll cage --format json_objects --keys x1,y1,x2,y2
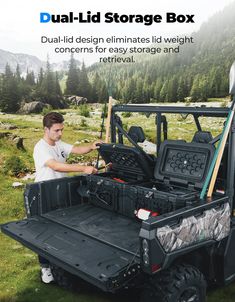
[{"x1": 110, "y1": 104, "x2": 235, "y2": 208}]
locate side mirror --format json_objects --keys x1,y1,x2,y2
[{"x1": 229, "y1": 61, "x2": 235, "y2": 95}]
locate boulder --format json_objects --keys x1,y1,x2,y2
[
  {"x1": 0, "y1": 132, "x2": 10, "y2": 138},
  {"x1": 67, "y1": 96, "x2": 87, "y2": 106},
  {"x1": 10, "y1": 135, "x2": 25, "y2": 150},
  {"x1": 12, "y1": 182, "x2": 24, "y2": 188},
  {"x1": 0, "y1": 132, "x2": 25, "y2": 150},
  {"x1": 19, "y1": 101, "x2": 48, "y2": 114},
  {"x1": 21, "y1": 172, "x2": 36, "y2": 180}
]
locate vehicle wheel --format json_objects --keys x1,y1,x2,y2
[
  {"x1": 140, "y1": 263, "x2": 206, "y2": 302},
  {"x1": 51, "y1": 264, "x2": 76, "y2": 290}
]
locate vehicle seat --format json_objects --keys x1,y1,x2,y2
[
  {"x1": 192, "y1": 131, "x2": 213, "y2": 144},
  {"x1": 128, "y1": 126, "x2": 145, "y2": 143}
]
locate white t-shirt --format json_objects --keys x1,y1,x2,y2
[{"x1": 33, "y1": 139, "x2": 73, "y2": 182}]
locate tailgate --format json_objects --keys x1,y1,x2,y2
[{"x1": 1, "y1": 217, "x2": 140, "y2": 292}]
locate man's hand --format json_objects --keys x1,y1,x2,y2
[
  {"x1": 91, "y1": 140, "x2": 103, "y2": 150},
  {"x1": 71, "y1": 141, "x2": 103, "y2": 155},
  {"x1": 46, "y1": 160, "x2": 98, "y2": 174},
  {"x1": 83, "y1": 166, "x2": 98, "y2": 174}
]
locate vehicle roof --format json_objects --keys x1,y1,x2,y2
[{"x1": 112, "y1": 104, "x2": 230, "y2": 117}]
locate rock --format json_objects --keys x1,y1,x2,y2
[
  {"x1": 0, "y1": 133, "x2": 25, "y2": 150},
  {"x1": 0, "y1": 122, "x2": 18, "y2": 130},
  {"x1": 12, "y1": 182, "x2": 24, "y2": 188},
  {"x1": 66, "y1": 95, "x2": 87, "y2": 106},
  {"x1": 19, "y1": 101, "x2": 48, "y2": 114},
  {"x1": 21, "y1": 173, "x2": 35, "y2": 180},
  {"x1": 9, "y1": 135, "x2": 25, "y2": 150},
  {"x1": 0, "y1": 132, "x2": 10, "y2": 138}
]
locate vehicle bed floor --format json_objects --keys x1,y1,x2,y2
[{"x1": 43, "y1": 203, "x2": 141, "y2": 254}]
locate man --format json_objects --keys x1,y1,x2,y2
[{"x1": 33, "y1": 111, "x2": 99, "y2": 283}]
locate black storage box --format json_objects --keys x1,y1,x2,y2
[
  {"x1": 85, "y1": 141, "x2": 215, "y2": 217},
  {"x1": 85, "y1": 143, "x2": 154, "y2": 215},
  {"x1": 86, "y1": 175, "x2": 138, "y2": 217},
  {"x1": 97, "y1": 143, "x2": 154, "y2": 181},
  {"x1": 134, "y1": 140, "x2": 215, "y2": 214}
]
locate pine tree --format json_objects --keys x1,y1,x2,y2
[
  {"x1": 99, "y1": 83, "x2": 108, "y2": 103},
  {"x1": 209, "y1": 67, "x2": 221, "y2": 97},
  {"x1": 15, "y1": 64, "x2": 25, "y2": 102},
  {"x1": 46, "y1": 57, "x2": 56, "y2": 96},
  {"x1": 65, "y1": 54, "x2": 79, "y2": 95},
  {"x1": 177, "y1": 77, "x2": 187, "y2": 101},
  {"x1": 136, "y1": 78, "x2": 144, "y2": 101},
  {"x1": 15, "y1": 64, "x2": 21, "y2": 83},
  {"x1": 37, "y1": 68, "x2": 44, "y2": 86},
  {"x1": 124, "y1": 78, "x2": 136, "y2": 102},
  {"x1": 25, "y1": 70, "x2": 35, "y2": 86},
  {"x1": 36, "y1": 57, "x2": 63, "y2": 108},
  {"x1": 190, "y1": 75, "x2": 201, "y2": 101},
  {"x1": 198, "y1": 75, "x2": 208, "y2": 101},
  {"x1": 160, "y1": 80, "x2": 169, "y2": 102},
  {"x1": 55, "y1": 72, "x2": 62, "y2": 96},
  {"x1": 153, "y1": 78, "x2": 163, "y2": 101},
  {"x1": 91, "y1": 72, "x2": 101, "y2": 102},
  {"x1": 78, "y1": 62, "x2": 92, "y2": 100},
  {"x1": 0, "y1": 64, "x2": 20, "y2": 112},
  {"x1": 142, "y1": 81, "x2": 150, "y2": 103},
  {"x1": 167, "y1": 76, "x2": 178, "y2": 102}
]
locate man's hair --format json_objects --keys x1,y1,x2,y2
[{"x1": 43, "y1": 112, "x2": 64, "y2": 129}]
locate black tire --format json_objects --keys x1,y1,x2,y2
[
  {"x1": 140, "y1": 263, "x2": 206, "y2": 302},
  {"x1": 51, "y1": 265, "x2": 77, "y2": 290}
]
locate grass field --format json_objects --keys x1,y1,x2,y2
[{"x1": 1, "y1": 102, "x2": 235, "y2": 301}]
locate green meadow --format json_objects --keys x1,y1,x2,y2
[{"x1": 1, "y1": 102, "x2": 235, "y2": 301}]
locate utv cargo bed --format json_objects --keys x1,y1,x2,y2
[{"x1": 2, "y1": 204, "x2": 141, "y2": 291}]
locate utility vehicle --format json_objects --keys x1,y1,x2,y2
[{"x1": 2, "y1": 63, "x2": 235, "y2": 302}]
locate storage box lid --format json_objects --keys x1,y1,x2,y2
[
  {"x1": 154, "y1": 140, "x2": 215, "y2": 189},
  {"x1": 98, "y1": 143, "x2": 154, "y2": 180}
]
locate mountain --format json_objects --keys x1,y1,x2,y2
[
  {"x1": 51, "y1": 60, "x2": 81, "y2": 72},
  {"x1": 0, "y1": 49, "x2": 81, "y2": 76},
  {"x1": 0, "y1": 49, "x2": 43, "y2": 76}
]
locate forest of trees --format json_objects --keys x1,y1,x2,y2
[
  {"x1": 0, "y1": 55, "x2": 109, "y2": 113},
  {"x1": 65, "y1": 55, "x2": 108, "y2": 103},
  {"x1": 89, "y1": 1, "x2": 235, "y2": 103},
  {"x1": 0, "y1": 1, "x2": 235, "y2": 112},
  {"x1": 90, "y1": 60, "x2": 229, "y2": 104},
  {"x1": 0, "y1": 59, "x2": 63, "y2": 112}
]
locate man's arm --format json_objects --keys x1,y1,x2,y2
[
  {"x1": 46, "y1": 159, "x2": 97, "y2": 174},
  {"x1": 71, "y1": 141, "x2": 101, "y2": 155}
]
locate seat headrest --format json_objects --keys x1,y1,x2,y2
[
  {"x1": 128, "y1": 126, "x2": 145, "y2": 143},
  {"x1": 192, "y1": 131, "x2": 212, "y2": 144}
]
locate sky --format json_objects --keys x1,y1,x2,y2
[{"x1": 0, "y1": 0, "x2": 234, "y2": 65}]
